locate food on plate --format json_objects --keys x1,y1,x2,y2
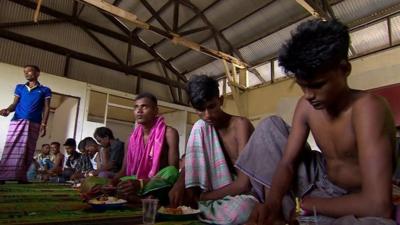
[
  {"x1": 158, "y1": 206, "x2": 200, "y2": 215},
  {"x1": 88, "y1": 195, "x2": 126, "y2": 205}
]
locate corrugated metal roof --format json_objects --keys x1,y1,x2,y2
[
  {"x1": 239, "y1": 17, "x2": 310, "y2": 64},
  {"x1": 350, "y1": 20, "x2": 389, "y2": 55},
  {"x1": 41, "y1": 0, "x2": 73, "y2": 17},
  {"x1": 390, "y1": 13, "x2": 400, "y2": 44},
  {"x1": 172, "y1": 50, "x2": 212, "y2": 72},
  {"x1": 78, "y1": 4, "x2": 127, "y2": 34},
  {"x1": 204, "y1": 0, "x2": 271, "y2": 30},
  {"x1": 68, "y1": 58, "x2": 137, "y2": 94},
  {"x1": 1, "y1": 0, "x2": 55, "y2": 22},
  {"x1": 131, "y1": 47, "x2": 155, "y2": 65},
  {"x1": 0, "y1": 38, "x2": 65, "y2": 76},
  {"x1": 185, "y1": 59, "x2": 223, "y2": 78},
  {"x1": 8, "y1": 23, "x2": 115, "y2": 62},
  {"x1": 222, "y1": 0, "x2": 307, "y2": 48},
  {"x1": 333, "y1": 0, "x2": 400, "y2": 24}
]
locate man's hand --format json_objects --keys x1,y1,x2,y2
[
  {"x1": 245, "y1": 203, "x2": 285, "y2": 225},
  {"x1": 116, "y1": 180, "x2": 140, "y2": 201},
  {"x1": 168, "y1": 181, "x2": 185, "y2": 208},
  {"x1": 0, "y1": 109, "x2": 10, "y2": 117},
  {"x1": 40, "y1": 124, "x2": 46, "y2": 137}
]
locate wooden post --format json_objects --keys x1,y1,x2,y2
[{"x1": 34, "y1": 0, "x2": 43, "y2": 23}]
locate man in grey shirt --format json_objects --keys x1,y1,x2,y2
[{"x1": 94, "y1": 127, "x2": 124, "y2": 177}]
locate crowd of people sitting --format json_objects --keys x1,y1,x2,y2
[{"x1": 26, "y1": 127, "x2": 124, "y2": 183}]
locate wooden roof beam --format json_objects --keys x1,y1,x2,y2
[
  {"x1": 296, "y1": 0, "x2": 334, "y2": 20},
  {"x1": 79, "y1": 0, "x2": 248, "y2": 68}
]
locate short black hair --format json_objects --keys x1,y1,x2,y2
[
  {"x1": 135, "y1": 92, "x2": 157, "y2": 106},
  {"x1": 50, "y1": 142, "x2": 60, "y2": 148},
  {"x1": 278, "y1": 19, "x2": 350, "y2": 81},
  {"x1": 24, "y1": 65, "x2": 40, "y2": 73},
  {"x1": 94, "y1": 127, "x2": 115, "y2": 139},
  {"x1": 78, "y1": 139, "x2": 86, "y2": 151},
  {"x1": 83, "y1": 137, "x2": 98, "y2": 148},
  {"x1": 42, "y1": 143, "x2": 50, "y2": 148},
  {"x1": 187, "y1": 75, "x2": 219, "y2": 110},
  {"x1": 63, "y1": 138, "x2": 76, "y2": 147}
]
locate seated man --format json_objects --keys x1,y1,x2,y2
[
  {"x1": 27, "y1": 144, "x2": 53, "y2": 181},
  {"x1": 113, "y1": 93, "x2": 180, "y2": 204},
  {"x1": 169, "y1": 75, "x2": 257, "y2": 225},
  {"x1": 62, "y1": 138, "x2": 81, "y2": 180},
  {"x1": 94, "y1": 127, "x2": 124, "y2": 178},
  {"x1": 71, "y1": 139, "x2": 94, "y2": 181},
  {"x1": 42, "y1": 142, "x2": 64, "y2": 181},
  {"x1": 241, "y1": 19, "x2": 396, "y2": 225}
]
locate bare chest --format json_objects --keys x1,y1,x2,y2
[
  {"x1": 216, "y1": 129, "x2": 239, "y2": 164},
  {"x1": 309, "y1": 113, "x2": 357, "y2": 159}
]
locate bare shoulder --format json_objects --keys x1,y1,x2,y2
[
  {"x1": 353, "y1": 91, "x2": 388, "y2": 108},
  {"x1": 351, "y1": 91, "x2": 395, "y2": 130},
  {"x1": 293, "y1": 97, "x2": 312, "y2": 123},
  {"x1": 231, "y1": 116, "x2": 254, "y2": 131},
  {"x1": 165, "y1": 126, "x2": 179, "y2": 139},
  {"x1": 352, "y1": 92, "x2": 392, "y2": 117}
]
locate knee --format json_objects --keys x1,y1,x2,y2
[{"x1": 259, "y1": 115, "x2": 289, "y2": 132}]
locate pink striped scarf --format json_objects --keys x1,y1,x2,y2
[{"x1": 125, "y1": 116, "x2": 166, "y2": 179}]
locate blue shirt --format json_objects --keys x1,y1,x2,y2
[{"x1": 12, "y1": 82, "x2": 52, "y2": 123}]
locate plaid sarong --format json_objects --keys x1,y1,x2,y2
[
  {"x1": 0, "y1": 119, "x2": 40, "y2": 182},
  {"x1": 185, "y1": 119, "x2": 257, "y2": 225}
]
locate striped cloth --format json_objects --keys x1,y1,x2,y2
[
  {"x1": 0, "y1": 119, "x2": 40, "y2": 182},
  {"x1": 185, "y1": 119, "x2": 257, "y2": 225}
]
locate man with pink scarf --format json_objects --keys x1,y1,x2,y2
[{"x1": 113, "y1": 93, "x2": 180, "y2": 204}]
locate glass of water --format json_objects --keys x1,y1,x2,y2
[{"x1": 142, "y1": 198, "x2": 158, "y2": 225}]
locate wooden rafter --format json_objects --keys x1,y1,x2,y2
[
  {"x1": 131, "y1": 59, "x2": 155, "y2": 68},
  {"x1": 161, "y1": 62, "x2": 178, "y2": 103},
  {"x1": 173, "y1": 1, "x2": 179, "y2": 32},
  {"x1": 99, "y1": 8, "x2": 187, "y2": 83},
  {"x1": 81, "y1": 27, "x2": 124, "y2": 66},
  {"x1": 132, "y1": 0, "x2": 173, "y2": 34},
  {"x1": 63, "y1": 54, "x2": 71, "y2": 77},
  {"x1": 79, "y1": 0, "x2": 248, "y2": 68},
  {"x1": 176, "y1": 0, "x2": 266, "y2": 83},
  {"x1": 179, "y1": 26, "x2": 210, "y2": 36},
  {"x1": 12, "y1": 0, "x2": 188, "y2": 89},
  {"x1": 126, "y1": 32, "x2": 132, "y2": 67},
  {"x1": 167, "y1": 0, "x2": 276, "y2": 83},
  {"x1": 140, "y1": 0, "x2": 171, "y2": 32},
  {"x1": 151, "y1": 0, "x2": 221, "y2": 50},
  {"x1": 296, "y1": 0, "x2": 334, "y2": 20}
]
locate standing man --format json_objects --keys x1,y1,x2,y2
[{"x1": 0, "y1": 65, "x2": 51, "y2": 184}]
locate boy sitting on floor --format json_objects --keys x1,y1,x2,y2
[
  {"x1": 169, "y1": 75, "x2": 257, "y2": 225},
  {"x1": 240, "y1": 19, "x2": 397, "y2": 225}
]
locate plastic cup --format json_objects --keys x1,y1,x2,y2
[{"x1": 142, "y1": 199, "x2": 158, "y2": 224}]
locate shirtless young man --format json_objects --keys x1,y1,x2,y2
[
  {"x1": 170, "y1": 75, "x2": 257, "y2": 224},
  {"x1": 243, "y1": 19, "x2": 396, "y2": 225}
]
